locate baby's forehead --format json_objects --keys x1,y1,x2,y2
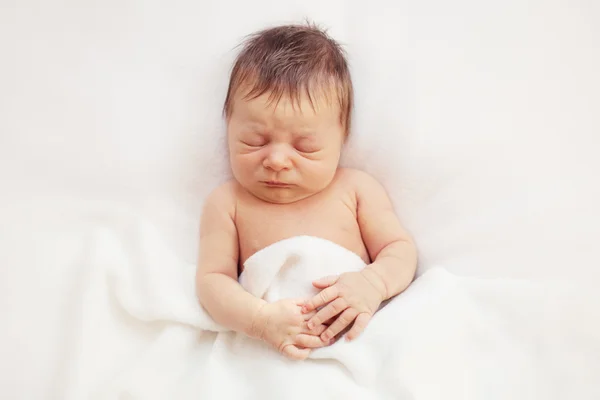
[{"x1": 233, "y1": 87, "x2": 341, "y2": 128}]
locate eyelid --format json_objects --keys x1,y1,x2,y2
[
  {"x1": 295, "y1": 144, "x2": 319, "y2": 153},
  {"x1": 240, "y1": 133, "x2": 267, "y2": 147},
  {"x1": 242, "y1": 140, "x2": 265, "y2": 147},
  {"x1": 294, "y1": 137, "x2": 319, "y2": 152}
]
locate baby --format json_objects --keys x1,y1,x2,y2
[{"x1": 196, "y1": 23, "x2": 417, "y2": 360}]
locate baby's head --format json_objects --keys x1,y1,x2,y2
[{"x1": 223, "y1": 22, "x2": 353, "y2": 204}]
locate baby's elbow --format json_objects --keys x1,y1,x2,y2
[
  {"x1": 393, "y1": 238, "x2": 418, "y2": 275},
  {"x1": 397, "y1": 231, "x2": 417, "y2": 260},
  {"x1": 405, "y1": 236, "x2": 417, "y2": 258},
  {"x1": 195, "y1": 271, "x2": 211, "y2": 305}
]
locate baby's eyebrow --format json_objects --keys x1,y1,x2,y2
[{"x1": 245, "y1": 121, "x2": 267, "y2": 131}]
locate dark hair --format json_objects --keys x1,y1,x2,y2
[{"x1": 223, "y1": 22, "x2": 353, "y2": 134}]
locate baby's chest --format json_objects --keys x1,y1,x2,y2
[{"x1": 236, "y1": 199, "x2": 367, "y2": 266}]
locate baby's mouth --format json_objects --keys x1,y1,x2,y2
[{"x1": 262, "y1": 181, "x2": 291, "y2": 187}]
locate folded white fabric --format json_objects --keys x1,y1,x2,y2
[{"x1": 96, "y1": 224, "x2": 600, "y2": 400}]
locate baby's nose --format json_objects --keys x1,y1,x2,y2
[{"x1": 263, "y1": 146, "x2": 291, "y2": 171}]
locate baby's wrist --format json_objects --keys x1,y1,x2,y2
[
  {"x1": 361, "y1": 266, "x2": 389, "y2": 301},
  {"x1": 249, "y1": 300, "x2": 269, "y2": 340}
]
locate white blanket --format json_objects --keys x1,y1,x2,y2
[
  {"x1": 3, "y1": 2, "x2": 600, "y2": 398},
  {"x1": 77, "y1": 223, "x2": 600, "y2": 400}
]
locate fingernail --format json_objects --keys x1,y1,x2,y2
[
  {"x1": 301, "y1": 306, "x2": 307, "y2": 313},
  {"x1": 307, "y1": 321, "x2": 314, "y2": 330},
  {"x1": 322, "y1": 332, "x2": 329, "y2": 340}
]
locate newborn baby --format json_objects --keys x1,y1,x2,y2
[{"x1": 196, "y1": 22, "x2": 417, "y2": 360}]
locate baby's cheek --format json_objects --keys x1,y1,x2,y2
[
  {"x1": 308, "y1": 160, "x2": 338, "y2": 183},
  {"x1": 234, "y1": 153, "x2": 259, "y2": 170}
]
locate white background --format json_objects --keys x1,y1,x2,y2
[{"x1": 1, "y1": 0, "x2": 599, "y2": 398}]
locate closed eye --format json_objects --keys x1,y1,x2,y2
[
  {"x1": 242, "y1": 141, "x2": 265, "y2": 147},
  {"x1": 294, "y1": 138, "x2": 320, "y2": 153},
  {"x1": 240, "y1": 136, "x2": 267, "y2": 147},
  {"x1": 296, "y1": 146, "x2": 319, "y2": 154}
]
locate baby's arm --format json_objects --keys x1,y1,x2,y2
[
  {"x1": 303, "y1": 170, "x2": 417, "y2": 341},
  {"x1": 196, "y1": 183, "x2": 265, "y2": 339},
  {"x1": 355, "y1": 171, "x2": 417, "y2": 300},
  {"x1": 196, "y1": 183, "x2": 330, "y2": 359}
]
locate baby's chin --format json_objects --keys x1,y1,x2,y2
[{"x1": 245, "y1": 184, "x2": 317, "y2": 205}]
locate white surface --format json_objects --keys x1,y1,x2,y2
[
  {"x1": 1, "y1": 0, "x2": 600, "y2": 398},
  {"x1": 62, "y1": 233, "x2": 600, "y2": 399}
]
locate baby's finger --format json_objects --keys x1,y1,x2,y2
[
  {"x1": 295, "y1": 334, "x2": 332, "y2": 349},
  {"x1": 321, "y1": 308, "x2": 359, "y2": 341},
  {"x1": 294, "y1": 298, "x2": 310, "y2": 306},
  {"x1": 312, "y1": 275, "x2": 339, "y2": 289},
  {"x1": 302, "y1": 285, "x2": 340, "y2": 313},
  {"x1": 345, "y1": 312, "x2": 372, "y2": 342},
  {"x1": 307, "y1": 298, "x2": 348, "y2": 330},
  {"x1": 309, "y1": 323, "x2": 328, "y2": 336},
  {"x1": 301, "y1": 309, "x2": 317, "y2": 320},
  {"x1": 282, "y1": 344, "x2": 311, "y2": 360}
]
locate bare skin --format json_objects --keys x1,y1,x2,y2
[
  {"x1": 235, "y1": 169, "x2": 370, "y2": 268},
  {"x1": 196, "y1": 88, "x2": 417, "y2": 360}
]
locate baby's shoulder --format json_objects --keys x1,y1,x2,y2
[
  {"x1": 335, "y1": 167, "x2": 385, "y2": 194},
  {"x1": 203, "y1": 179, "x2": 240, "y2": 213}
]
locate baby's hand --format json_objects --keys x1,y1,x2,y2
[
  {"x1": 301, "y1": 270, "x2": 386, "y2": 342},
  {"x1": 253, "y1": 298, "x2": 331, "y2": 360}
]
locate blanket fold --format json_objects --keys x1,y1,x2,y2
[{"x1": 92, "y1": 225, "x2": 600, "y2": 400}]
